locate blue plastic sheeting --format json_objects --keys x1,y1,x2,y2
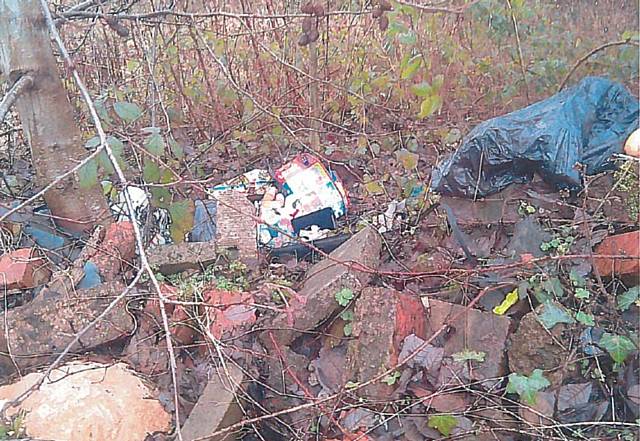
[
  {"x1": 190, "y1": 199, "x2": 217, "y2": 242},
  {"x1": 433, "y1": 77, "x2": 640, "y2": 197}
]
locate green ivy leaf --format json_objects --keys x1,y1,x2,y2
[
  {"x1": 538, "y1": 301, "x2": 575, "y2": 329},
  {"x1": 382, "y1": 371, "x2": 401, "y2": 386},
  {"x1": 335, "y1": 288, "x2": 354, "y2": 307},
  {"x1": 113, "y1": 101, "x2": 142, "y2": 123},
  {"x1": 575, "y1": 288, "x2": 590, "y2": 300},
  {"x1": 168, "y1": 199, "x2": 195, "y2": 243},
  {"x1": 417, "y1": 95, "x2": 442, "y2": 119},
  {"x1": 427, "y1": 415, "x2": 458, "y2": 437},
  {"x1": 575, "y1": 311, "x2": 595, "y2": 326},
  {"x1": 506, "y1": 369, "x2": 550, "y2": 405},
  {"x1": 600, "y1": 333, "x2": 637, "y2": 364},
  {"x1": 618, "y1": 286, "x2": 639, "y2": 312},
  {"x1": 78, "y1": 157, "x2": 98, "y2": 189}
]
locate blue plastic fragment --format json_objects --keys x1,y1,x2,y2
[
  {"x1": 190, "y1": 199, "x2": 218, "y2": 242},
  {"x1": 24, "y1": 224, "x2": 65, "y2": 250},
  {"x1": 78, "y1": 261, "x2": 102, "y2": 289}
]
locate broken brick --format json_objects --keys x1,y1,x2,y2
[
  {"x1": 0, "y1": 282, "x2": 135, "y2": 378},
  {"x1": 89, "y1": 221, "x2": 136, "y2": 281},
  {"x1": 214, "y1": 190, "x2": 257, "y2": 262},
  {"x1": 346, "y1": 288, "x2": 426, "y2": 399},
  {"x1": 593, "y1": 230, "x2": 640, "y2": 277},
  {"x1": 263, "y1": 226, "x2": 382, "y2": 347},
  {"x1": 424, "y1": 299, "x2": 510, "y2": 389},
  {"x1": 0, "y1": 248, "x2": 51, "y2": 289},
  {"x1": 204, "y1": 288, "x2": 256, "y2": 340},
  {"x1": 148, "y1": 241, "x2": 218, "y2": 275},
  {"x1": 0, "y1": 361, "x2": 170, "y2": 441},
  {"x1": 180, "y1": 363, "x2": 245, "y2": 441}
]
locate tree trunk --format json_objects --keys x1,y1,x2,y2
[{"x1": 0, "y1": 0, "x2": 111, "y2": 234}]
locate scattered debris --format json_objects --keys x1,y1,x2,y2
[
  {"x1": 263, "y1": 225, "x2": 381, "y2": 348},
  {"x1": 0, "y1": 282, "x2": 135, "y2": 376},
  {"x1": 214, "y1": 190, "x2": 258, "y2": 261},
  {"x1": 0, "y1": 248, "x2": 51, "y2": 289},
  {"x1": 347, "y1": 288, "x2": 426, "y2": 399},
  {"x1": 424, "y1": 298, "x2": 511, "y2": 388},
  {"x1": 0, "y1": 361, "x2": 171, "y2": 441},
  {"x1": 508, "y1": 310, "x2": 572, "y2": 388},
  {"x1": 593, "y1": 230, "x2": 640, "y2": 277},
  {"x1": 148, "y1": 241, "x2": 219, "y2": 275},
  {"x1": 180, "y1": 363, "x2": 244, "y2": 441},
  {"x1": 204, "y1": 288, "x2": 257, "y2": 340}
]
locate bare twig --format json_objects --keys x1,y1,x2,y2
[
  {"x1": 395, "y1": 0, "x2": 480, "y2": 14},
  {"x1": 558, "y1": 39, "x2": 640, "y2": 92},
  {"x1": 0, "y1": 75, "x2": 34, "y2": 124},
  {"x1": 505, "y1": 0, "x2": 530, "y2": 104}
]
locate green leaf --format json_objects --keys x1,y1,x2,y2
[
  {"x1": 78, "y1": 157, "x2": 98, "y2": 189},
  {"x1": 575, "y1": 288, "x2": 590, "y2": 300},
  {"x1": 168, "y1": 199, "x2": 195, "y2": 243},
  {"x1": 427, "y1": 415, "x2": 458, "y2": 437},
  {"x1": 410, "y1": 82, "x2": 432, "y2": 97},
  {"x1": 618, "y1": 286, "x2": 639, "y2": 312},
  {"x1": 452, "y1": 350, "x2": 486, "y2": 363},
  {"x1": 145, "y1": 132, "x2": 165, "y2": 156},
  {"x1": 113, "y1": 101, "x2": 142, "y2": 123},
  {"x1": 569, "y1": 269, "x2": 586, "y2": 287},
  {"x1": 398, "y1": 31, "x2": 417, "y2": 46},
  {"x1": 538, "y1": 301, "x2": 575, "y2": 329},
  {"x1": 150, "y1": 187, "x2": 171, "y2": 208},
  {"x1": 401, "y1": 55, "x2": 422, "y2": 80},
  {"x1": 432, "y1": 74, "x2": 445, "y2": 92},
  {"x1": 168, "y1": 137, "x2": 185, "y2": 159},
  {"x1": 506, "y1": 369, "x2": 550, "y2": 405},
  {"x1": 335, "y1": 288, "x2": 354, "y2": 307},
  {"x1": 382, "y1": 371, "x2": 401, "y2": 385},
  {"x1": 542, "y1": 277, "x2": 564, "y2": 298},
  {"x1": 417, "y1": 95, "x2": 442, "y2": 119},
  {"x1": 396, "y1": 149, "x2": 419, "y2": 170},
  {"x1": 600, "y1": 333, "x2": 637, "y2": 364},
  {"x1": 340, "y1": 310, "x2": 354, "y2": 321},
  {"x1": 364, "y1": 180, "x2": 385, "y2": 195},
  {"x1": 343, "y1": 322, "x2": 353, "y2": 337},
  {"x1": 575, "y1": 311, "x2": 595, "y2": 326},
  {"x1": 143, "y1": 161, "x2": 161, "y2": 183},
  {"x1": 85, "y1": 136, "x2": 101, "y2": 150}
]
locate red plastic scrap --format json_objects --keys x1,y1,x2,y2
[
  {"x1": 593, "y1": 230, "x2": 640, "y2": 277},
  {"x1": 203, "y1": 288, "x2": 257, "y2": 339},
  {"x1": 0, "y1": 248, "x2": 51, "y2": 289}
]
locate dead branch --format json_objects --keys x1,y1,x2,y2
[
  {"x1": 0, "y1": 74, "x2": 34, "y2": 124},
  {"x1": 558, "y1": 38, "x2": 640, "y2": 92}
]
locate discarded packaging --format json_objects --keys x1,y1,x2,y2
[
  {"x1": 433, "y1": 77, "x2": 640, "y2": 197},
  {"x1": 258, "y1": 153, "x2": 348, "y2": 247}
]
